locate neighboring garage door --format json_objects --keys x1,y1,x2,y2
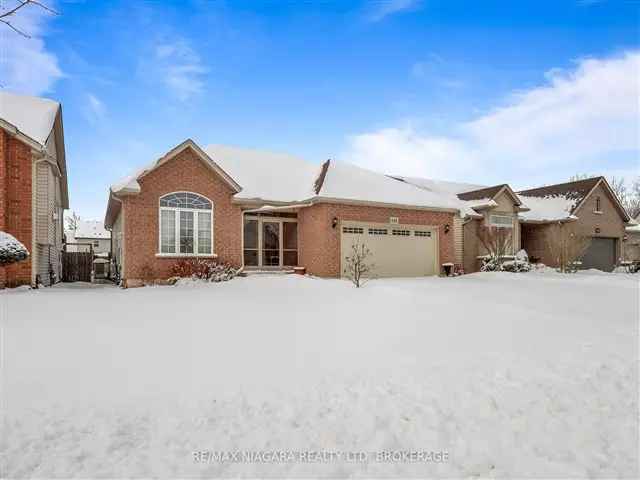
[
  {"x1": 581, "y1": 237, "x2": 616, "y2": 272},
  {"x1": 340, "y1": 221, "x2": 438, "y2": 278}
]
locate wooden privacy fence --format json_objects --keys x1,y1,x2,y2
[{"x1": 62, "y1": 251, "x2": 93, "y2": 282}]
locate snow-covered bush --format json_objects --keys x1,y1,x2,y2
[
  {"x1": 0, "y1": 231, "x2": 29, "y2": 266},
  {"x1": 481, "y1": 249, "x2": 531, "y2": 273},
  {"x1": 480, "y1": 256, "x2": 502, "y2": 272},
  {"x1": 170, "y1": 259, "x2": 237, "y2": 282}
]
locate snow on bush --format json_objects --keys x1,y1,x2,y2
[
  {"x1": 169, "y1": 259, "x2": 238, "y2": 283},
  {"x1": 0, "y1": 231, "x2": 29, "y2": 266},
  {"x1": 481, "y1": 249, "x2": 531, "y2": 273}
]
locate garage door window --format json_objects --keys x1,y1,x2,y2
[
  {"x1": 343, "y1": 226, "x2": 364, "y2": 234},
  {"x1": 368, "y1": 228, "x2": 387, "y2": 235},
  {"x1": 414, "y1": 230, "x2": 431, "y2": 237},
  {"x1": 392, "y1": 229, "x2": 410, "y2": 236}
]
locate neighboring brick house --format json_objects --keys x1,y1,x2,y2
[
  {"x1": 403, "y1": 176, "x2": 631, "y2": 272},
  {"x1": 104, "y1": 140, "x2": 458, "y2": 285},
  {"x1": 0, "y1": 92, "x2": 69, "y2": 287}
]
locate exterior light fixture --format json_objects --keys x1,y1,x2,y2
[
  {"x1": 595, "y1": 227, "x2": 601, "y2": 234},
  {"x1": 444, "y1": 224, "x2": 450, "y2": 234},
  {"x1": 332, "y1": 217, "x2": 338, "y2": 229}
]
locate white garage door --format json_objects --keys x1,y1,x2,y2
[{"x1": 340, "y1": 221, "x2": 438, "y2": 278}]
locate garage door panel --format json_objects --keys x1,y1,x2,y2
[
  {"x1": 581, "y1": 237, "x2": 616, "y2": 272},
  {"x1": 341, "y1": 223, "x2": 437, "y2": 278}
]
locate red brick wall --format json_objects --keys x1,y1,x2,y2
[
  {"x1": 121, "y1": 148, "x2": 242, "y2": 281},
  {"x1": 0, "y1": 130, "x2": 33, "y2": 287},
  {"x1": 298, "y1": 203, "x2": 455, "y2": 277}
]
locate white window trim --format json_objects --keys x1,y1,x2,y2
[
  {"x1": 489, "y1": 214, "x2": 514, "y2": 228},
  {"x1": 157, "y1": 192, "x2": 214, "y2": 256}
]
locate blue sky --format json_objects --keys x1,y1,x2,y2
[{"x1": 1, "y1": 0, "x2": 639, "y2": 219}]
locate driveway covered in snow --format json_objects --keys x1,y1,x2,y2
[{"x1": 2, "y1": 272, "x2": 638, "y2": 478}]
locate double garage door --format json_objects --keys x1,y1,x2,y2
[{"x1": 340, "y1": 221, "x2": 438, "y2": 278}]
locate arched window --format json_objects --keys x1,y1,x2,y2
[{"x1": 159, "y1": 192, "x2": 213, "y2": 255}]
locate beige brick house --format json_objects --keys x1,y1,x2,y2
[
  {"x1": 104, "y1": 139, "x2": 632, "y2": 284},
  {"x1": 402, "y1": 176, "x2": 631, "y2": 272},
  {"x1": 0, "y1": 92, "x2": 69, "y2": 287}
]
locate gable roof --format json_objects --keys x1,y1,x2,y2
[
  {"x1": 518, "y1": 176, "x2": 630, "y2": 222},
  {"x1": 0, "y1": 91, "x2": 59, "y2": 147},
  {"x1": 517, "y1": 177, "x2": 601, "y2": 207},
  {"x1": 110, "y1": 139, "x2": 241, "y2": 195},
  {"x1": 457, "y1": 184, "x2": 509, "y2": 201}
]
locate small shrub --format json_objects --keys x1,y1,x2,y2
[
  {"x1": 0, "y1": 231, "x2": 29, "y2": 266},
  {"x1": 480, "y1": 249, "x2": 531, "y2": 273},
  {"x1": 343, "y1": 240, "x2": 374, "y2": 288},
  {"x1": 170, "y1": 259, "x2": 237, "y2": 282}
]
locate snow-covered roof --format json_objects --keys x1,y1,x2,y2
[
  {"x1": 204, "y1": 144, "x2": 319, "y2": 203},
  {"x1": 110, "y1": 142, "x2": 466, "y2": 213},
  {"x1": 518, "y1": 195, "x2": 577, "y2": 222},
  {"x1": 71, "y1": 220, "x2": 111, "y2": 240},
  {"x1": 0, "y1": 91, "x2": 59, "y2": 147},
  {"x1": 397, "y1": 177, "x2": 486, "y2": 197},
  {"x1": 319, "y1": 162, "x2": 464, "y2": 210}
]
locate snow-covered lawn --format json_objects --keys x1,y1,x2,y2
[{"x1": 2, "y1": 272, "x2": 638, "y2": 478}]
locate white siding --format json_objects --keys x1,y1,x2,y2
[
  {"x1": 111, "y1": 211, "x2": 124, "y2": 279},
  {"x1": 33, "y1": 131, "x2": 64, "y2": 286},
  {"x1": 453, "y1": 215, "x2": 463, "y2": 264}
]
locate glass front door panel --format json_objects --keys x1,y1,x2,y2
[
  {"x1": 262, "y1": 222, "x2": 280, "y2": 266},
  {"x1": 283, "y1": 222, "x2": 298, "y2": 266},
  {"x1": 243, "y1": 219, "x2": 259, "y2": 266}
]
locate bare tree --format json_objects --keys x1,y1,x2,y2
[
  {"x1": 626, "y1": 178, "x2": 640, "y2": 219},
  {"x1": 546, "y1": 223, "x2": 592, "y2": 273},
  {"x1": 343, "y1": 240, "x2": 374, "y2": 288},
  {"x1": 609, "y1": 176, "x2": 627, "y2": 206},
  {"x1": 0, "y1": 0, "x2": 57, "y2": 37},
  {"x1": 476, "y1": 226, "x2": 512, "y2": 270},
  {"x1": 65, "y1": 211, "x2": 80, "y2": 232}
]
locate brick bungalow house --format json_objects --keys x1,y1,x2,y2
[
  {"x1": 104, "y1": 139, "x2": 631, "y2": 284},
  {"x1": 0, "y1": 92, "x2": 69, "y2": 287},
  {"x1": 104, "y1": 139, "x2": 461, "y2": 285}
]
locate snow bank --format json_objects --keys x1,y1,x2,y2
[
  {"x1": 0, "y1": 91, "x2": 59, "y2": 146},
  {"x1": 2, "y1": 273, "x2": 637, "y2": 477}
]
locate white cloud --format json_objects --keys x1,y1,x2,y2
[
  {"x1": 152, "y1": 38, "x2": 208, "y2": 101},
  {"x1": 342, "y1": 51, "x2": 640, "y2": 184},
  {"x1": 0, "y1": 0, "x2": 62, "y2": 95},
  {"x1": 84, "y1": 93, "x2": 106, "y2": 123},
  {"x1": 366, "y1": 0, "x2": 421, "y2": 22}
]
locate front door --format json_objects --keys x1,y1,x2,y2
[
  {"x1": 262, "y1": 221, "x2": 280, "y2": 266},
  {"x1": 243, "y1": 216, "x2": 298, "y2": 268}
]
